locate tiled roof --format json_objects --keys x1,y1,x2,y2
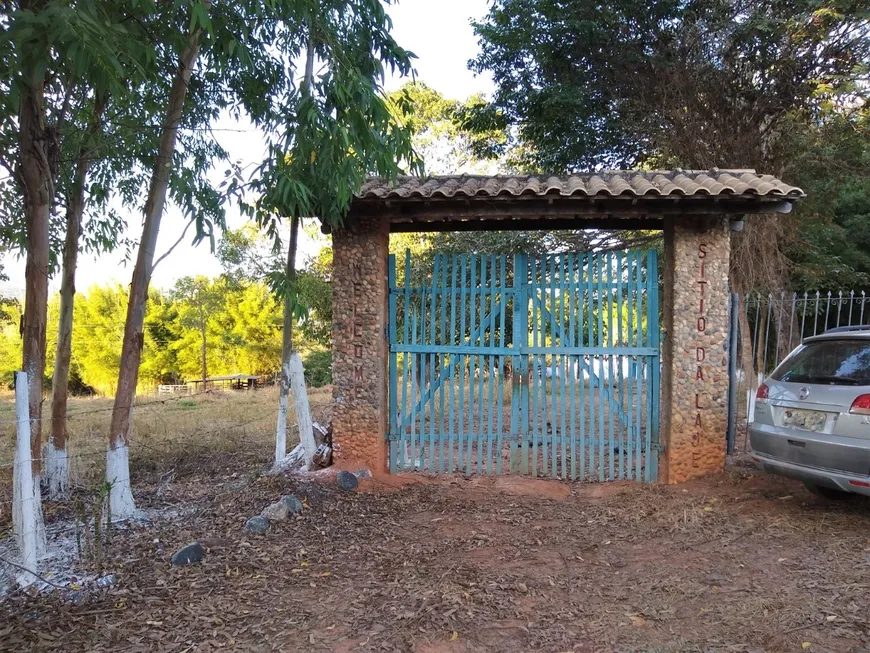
[{"x1": 355, "y1": 170, "x2": 804, "y2": 200}]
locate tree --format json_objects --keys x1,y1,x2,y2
[
  {"x1": 470, "y1": 0, "x2": 870, "y2": 292},
  {"x1": 388, "y1": 81, "x2": 506, "y2": 175},
  {"x1": 172, "y1": 276, "x2": 223, "y2": 385},
  {"x1": 45, "y1": 92, "x2": 107, "y2": 498},
  {"x1": 108, "y1": 2, "x2": 211, "y2": 518},
  {"x1": 3, "y1": 0, "x2": 170, "y2": 501},
  {"x1": 239, "y1": 0, "x2": 421, "y2": 467}
]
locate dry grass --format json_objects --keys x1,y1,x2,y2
[{"x1": 0, "y1": 386, "x2": 333, "y2": 519}]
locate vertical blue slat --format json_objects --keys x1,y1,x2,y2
[
  {"x1": 389, "y1": 255, "x2": 398, "y2": 474},
  {"x1": 616, "y1": 250, "x2": 625, "y2": 480},
  {"x1": 625, "y1": 251, "x2": 640, "y2": 479},
  {"x1": 477, "y1": 255, "x2": 488, "y2": 474},
  {"x1": 510, "y1": 255, "x2": 522, "y2": 474},
  {"x1": 448, "y1": 255, "x2": 458, "y2": 473},
  {"x1": 634, "y1": 253, "x2": 644, "y2": 482},
  {"x1": 606, "y1": 252, "x2": 616, "y2": 481},
  {"x1": 558, "y1": 255, "x2": 568, "y2": 478},
  {"x1": 401, "y1": 251, "x2": 413, "y2": 470},
  {"x1": 567, "y1": 254, "x2": 577, "y2": 480},
  {"x1": 530, "y1": 256, "x2": 539, "y2": 477},
  {"x1": 516, "y1": 254, "x2": 529, "y2": 475},
  {"x1": 458, "y1": 256, "x2": 468, "y2": 471},
  {"x1": 579, "y1": 255, "x2": 587, "y2": 480},
  {"x1": 496, "y1": 256, "x2": 507, "y2": 475},
  {"x1": 546, "y1": 255, "x2": 556, "y2": 478},
  {"x1": 595, "y1": 252, "x2": 606, "y2": 481},
  {"x1": 427, "y1": 256, "x2": 440, "y2": 472},
  {"x1": 487, "y1": 255, "x2": 498, "y2": 475},
  {"x1": 409, "y1": 311, "x2": 419, "y2": 470},
  {"x1": 586, "y1": 251, "x2": 595, "y2": 480},
  {"x1": 439, "y1": 255, "x2": 448, "y2": 474},
  {"x1": 646, "y1": 249, "x2": 660, "y2": 483},
  {"x1": 467, "y1": 256, "x2": 477, "y2": 475}
]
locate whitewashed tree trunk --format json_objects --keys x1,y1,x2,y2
[
  {"x1": 107, "y1": 20, "x2": 205, "y2": 520},
  {"x1": 289, "y1": 353, "x2": 316, "y2": 468},
  {"x1": 275, "y1": 359, "x2": 290, "y2": 462},
  {"x1": 275, "y1": 215, "x2": 300, "y2": 464},
  {"x1": 13, "y1": 372, "x2": 45, "y2": 586}
]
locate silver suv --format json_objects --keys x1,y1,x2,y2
[{"x1": 749, "y1": 326, "x2": 870, "y2": 498}]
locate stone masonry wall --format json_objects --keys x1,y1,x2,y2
[
  {"x1": 331, "y1": 215, "x2": 389, "y2": 471},
  {"x1": 660, "y1": 216, "x2": 731, "y2": 483}
]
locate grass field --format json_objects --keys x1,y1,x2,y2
[{"x1": 0, "y1": 386, "x2": 334, "y2": 525}]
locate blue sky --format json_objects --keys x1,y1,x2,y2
[{"x1": 1, "y1": 0, "x2": 494, "y2": 295}]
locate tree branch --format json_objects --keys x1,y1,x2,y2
[{"x1": 152, "y1": 217, "x2": 195, "y2": 271}]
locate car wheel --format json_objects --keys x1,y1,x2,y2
[{"x1": 804, "y1": 482, "x2": 855, "y2": 501}]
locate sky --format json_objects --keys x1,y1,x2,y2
[{"x1": 0, "y1": 0, "x2": 495, "y2": 297}]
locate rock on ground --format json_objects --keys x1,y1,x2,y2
[
  {"x1": 261, "y1": 499, "x2": 289, "y2": 522},
  {"x1": 281, "y1": 494, "x2": 303, "y2": 515},
  {"x1": 337, "y1": 470, "x2": 359, "y2": 491},
  {"x1": 245, "y1": 516, "x2": 269, "y2": 534},
  {"x1": 171, "y1": 542, "x2": 205, "y2": 566}
]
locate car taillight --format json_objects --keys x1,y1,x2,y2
[
  {"x1": 849, "y1": 394, "x2": 870, "y2": 415},
  {"x1": 756, "y1": 383, "x2": 769, "y2": 403}
]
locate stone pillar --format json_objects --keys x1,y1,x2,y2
[
  {"x1": 331, "y1": 214, "x2": 390, "y2": 471},
  {"x1": 660, "y1": 216, "x2": 731, "y2": 483}
]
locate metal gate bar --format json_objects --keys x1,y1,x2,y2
[{"x1": 388, "y1": 250, "x2": 660, "y2": 482}]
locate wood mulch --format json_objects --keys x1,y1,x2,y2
[{"x1": 2, "y1": 457, "x2": 870, "y2": 652}]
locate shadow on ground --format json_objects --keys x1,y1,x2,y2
[{"x1": 2, "y1": 460, "x2": 870, "y2": 652}]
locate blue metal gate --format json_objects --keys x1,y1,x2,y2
[{"x1": 388, "y1": 250, "x2": 660, "y2": 482}]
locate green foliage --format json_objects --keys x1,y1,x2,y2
[
  {"x1": 469, "y1": 0, "x2": 870, "y2": 290},
  {"x1": 302, "y1": 349, "x2": 332, "y2": 388},
  {"x1": 471, "y1": 0, "x2": 870, "y2": 172},
  {"x1": 0, "y1": 296, "x2": 22, "y2": 388},
  {"x1": 387, "y1": 81, "x2": 508, "y2": 174},
  {"x1": 31, "y1": 278, "x2": 283, "y2": 395},
  {"x1": 247, "y1": 0, "x2": 422, "y2": 240}
]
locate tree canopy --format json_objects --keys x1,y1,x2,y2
[{"x1": 470, "y1": 0, "x2": 870, "y2": 291}]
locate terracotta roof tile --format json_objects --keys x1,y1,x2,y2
[{"x1": 355, "y1": 170, "x2": 804, "y2": 201}]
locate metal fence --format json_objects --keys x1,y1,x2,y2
[{"x1": 729, "y1": 289, "x2": 870, "y2": 450}]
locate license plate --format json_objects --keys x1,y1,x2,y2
[{"x1": 782, "y1": 408, "x2": 827, "y2": 432}]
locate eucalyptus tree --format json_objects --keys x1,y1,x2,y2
[
  {"x1": 105, "y1": 0, "x2": 421, "y2": 511},
  {"x1": 241, "y1": 0, "x2": 422, "y2": 466},
  {"x1": 2, "y1": 1, "x2": 163, "y2": 502}
]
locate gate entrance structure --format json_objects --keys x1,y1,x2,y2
[
  {"x1": 388, "y1": 250, "x2": 660, "y2": 481},
  {"x1": 329, "y1": 172, "x2": 803, "y2": 484}
]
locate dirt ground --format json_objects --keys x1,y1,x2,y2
[{"x1": 2, "y1": 454, "x2": 870, "y2": 653}]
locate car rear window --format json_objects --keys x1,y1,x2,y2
[{"x1": 772, "y1": 339, "x2": 870, "y2": 385}]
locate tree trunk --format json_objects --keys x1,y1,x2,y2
[
  {"x1": 275, "y1": 215, "x2": 300, "y2": 463},
  {"x1": 46, "y1": 94, "x2": 107, "y2": 499},
  {"x1": 200, "y1": 311, "x2": 207, "y2": 389},
  {"x1": 275, "y1": 28, "x2": 315, "y2": 465},
  {"x1": 107, "y1": 23, "x2": 205, "y2": 520},
  {"x1": 18, "y1": 74, "x2": 52, "y2": 475}
]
